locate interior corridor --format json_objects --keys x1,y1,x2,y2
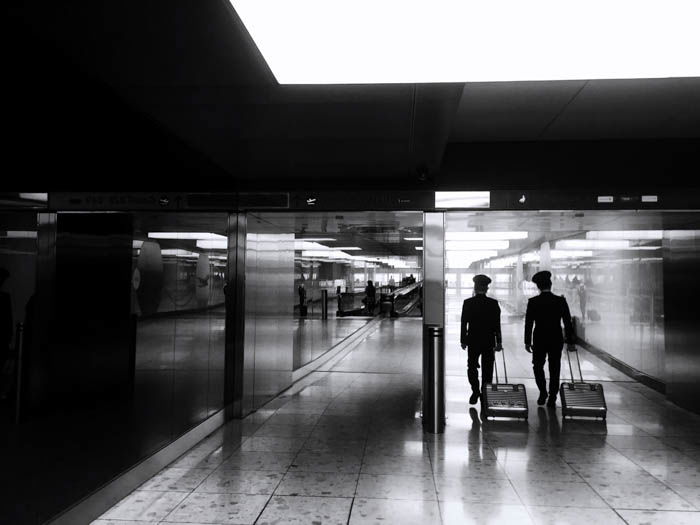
[{"x1": 95, "y1": 317, "x2": 700, "y2": 525}]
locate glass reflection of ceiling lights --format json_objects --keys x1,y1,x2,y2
[
  {"x1": 445, "y1": 232, "x2": 528, "y2": 241},
  {"x1": 556, "y1": 239, "x2": 630, "y2": 250},
  {"x1": 230, "y1": 1, "x2": 700, "y2": 83},
  {"x1": 161, "y1": 249, "x2": 199, "y2": 257},
  {"x1": 196, "y1": 240, "x2": 228, "y2": 250},
  {"x1": 585, "y1": 230, "x2": 663, "y2": 240},
  {"x1": 446, "y1": 240, "x2": 510, "y2": 250},
  {"x1": 294, "y1": 241, "x2": 361, "y2": 251},
  {"x1": 18, "y1": 193, "x2": 48, "y2": 202},
  {"x1": 148, "y1": 232, "x2": 226, "y2": 240},
  {"x1": 555, "y1": 239, "x2": 660, "y2": 251},
  {"x1": 484, "y1": 249, "x2": 594, "y2": 269},
  {"x1": 294, "y1": 237, "x2": 337, "y2": 242},
  {"x1": 0, "y1": 230, "x2": 37, "y2": 238}
]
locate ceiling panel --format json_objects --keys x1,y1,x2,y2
[
  {"x1": 542, "y1": 78, "x2": 700, "y2": 140},
  {"x1": 449, "y1": 81, "x2": 585, "y2": 142}
]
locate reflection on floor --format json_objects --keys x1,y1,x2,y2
[
  {"x1": 96, "y1": 318, "x2": 700, "y2": 525},
  {"x1": 294, "y1": 319, "x2": 370, "y2": 370}
]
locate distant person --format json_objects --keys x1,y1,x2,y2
[
  {"x1": 364, "y1": 280, "x2": 376, "y2": 314},
  {"x1": 461, "y1": 274, "x2": 502, "y2": 405},
  {"x1": 578, "y1": 279, "x2": 587, "y2": 320},
  {"x1": 298, "y1": 282, "x2": 306, "y2": 306},
  {"x1": 524, "y1": 271, "x2": 576, "y2": 407}
]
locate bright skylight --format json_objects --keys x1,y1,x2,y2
[{"x1": 230, "y1": 0, "x2": 700, "y2": 84}]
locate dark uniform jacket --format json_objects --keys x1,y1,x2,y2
[
  {"x1": 524, "y1": 291, "x2": 574, "y2": 348},
  {"x1": 461, "y1": 294, "x2": 502, "y2": 349}
]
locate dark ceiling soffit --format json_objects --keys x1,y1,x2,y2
[
  {"x1": 219, "y1": 0, "x2": 278, "y2": 85},
  {"x1": 439, "y1": 138, "x2": 700, "y2": 190}
]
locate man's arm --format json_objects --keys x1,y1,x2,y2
[
  {"x1": 460, "y1": 301, "x2": 469, "y2": 348},
  {"x1": 524, "y1": 299, "x2": 534, "y2": 349},
  {"x1": 561, "y1": 296, "x2": 575, "y2": 344},
  {"x1": 494, "y1": 302, "x2": 503, "y2": 350}
]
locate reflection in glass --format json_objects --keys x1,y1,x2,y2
[
  {"x1": 131, "y1": 213, "x2": 227, "y2": 445},
  {"x1": 0, "y1": 213, "x2": 37, "y2": 419},
  {"x1": 242, "y1": 212, "x2": 423, "y2": 414},
  {"x1": 443, "y1": 212, "x2": 680, "y2": 383}
]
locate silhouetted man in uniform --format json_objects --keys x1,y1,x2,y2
[
  {"x1": 461, "y1": 274, "x2": 502, "y2": 405},
  {"x1": 525, "y1": 270, "x2": 575, "y2": 407}
]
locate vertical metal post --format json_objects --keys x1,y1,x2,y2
[
  {"x1": 423, "y1": 325, "x2": 445, "y2": 433},
  {"x1": 321, "y1": 289, "x2": 328, "y2": 320},
  {"x1": 225, "y1": 212, "x2": 246, "y2": 419},
  {"x1": 422, "y1": 212, "x2": 445, "y2": 433}
]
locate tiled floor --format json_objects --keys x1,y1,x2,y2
[{"x1": 95, "y1": 317, "x2": 700, "y2": 524}]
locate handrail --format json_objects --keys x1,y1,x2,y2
[{"x1": 389, "y1": 281, "x2": 422, "y2": 298}]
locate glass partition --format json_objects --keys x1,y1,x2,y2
[
  {"x1": 444, "y1": 210, "x2": 700, "y2": 384},
  {"x1": 0, "y1": 212, "x2": 37, "y2": 421},
  {"x1": 242, "y1": 211, "x2": 423, "y2": 412},
  {"x1": 131, "y1": 212, "x2": 228, "y2": 444}
]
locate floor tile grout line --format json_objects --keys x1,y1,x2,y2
[{"x1": 251, "y1": 403, "x2": 304, "y2": 525}]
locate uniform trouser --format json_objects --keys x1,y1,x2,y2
[
  {"x1": 467, "y1": 346, "x2": 495, "y2": 394},
  {"x1": 532, "y1": 345, "x2": 563, "y2": 397}
]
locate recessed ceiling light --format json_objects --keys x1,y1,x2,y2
[
  {"x1": 149, "y1": 232, "x2": 226, "y2": 240},
  {"x1": 230, "y1": 1, "x2": 699, "y2": 83},
  {"x1": 295, "y1": 237, "x2": 337, "y2": 241},
  {"x1": 446, "y1": 240, "x2": 509, "y2": 250},
  {"x1": 196, "y1": 240, "x2": 228, "y2": 250},
  {"x1": 555, "y1": 239, "x2": 630, "y2": 250}
]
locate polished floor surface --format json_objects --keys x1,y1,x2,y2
[{"x1": 95, "y1": 318, "x2": 700, "y2": 524}]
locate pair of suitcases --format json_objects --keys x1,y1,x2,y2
[
  {"x1": 560, "y1": 347, "x2": 607, "y2": 420},
  {"x1": 481, "y1": 348, "x2": 529, "y2": 420}
]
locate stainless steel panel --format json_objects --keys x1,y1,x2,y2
[
  {"x1": 423, "y1": 212, "x2": 445, "y2": 327},
  {"x1": 244, "y1": 215, "x2": 295, "y2": 413},
  {"x1": 663, "y1": 229, "x2": 700, "y2": 412}
]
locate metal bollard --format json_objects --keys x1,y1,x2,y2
[
  {"x1": 321, "y1": 290, "x2": 328, "y2": 320},
  {"x1": 422, "y1": 324, "x2": 445, "y2": 433}
]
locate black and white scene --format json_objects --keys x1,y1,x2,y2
[{"x1": 2, "y1": 1, "x2": 700, "y2": 524}]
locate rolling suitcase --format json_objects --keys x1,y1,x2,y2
[
  {"x1": 481, "y1": 348, "x2": 529, "y2": 420},
  {"x1": 560, "y1": 347, "x2": 607, "y2": 420}
]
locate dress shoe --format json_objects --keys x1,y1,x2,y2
[
  {"x1": 469, "y1": 392, "x2": 480, "y2": 405},
  {"x1": 546, "y1": 397, "x2": 557, "y2": 407},
  {"x1": 537, "y1": 393, "x2": 548, "y2": 405}
]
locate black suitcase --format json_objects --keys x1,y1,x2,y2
[
  {"x1": 560, "y1": 347, "x2": 607, "y2": 420},
  {"x1": 481, "y1": 348, "x2": 529, "y2": 420}
]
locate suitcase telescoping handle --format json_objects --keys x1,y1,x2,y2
[
  {"x1": 566, "y1": 344, "x2": 584, "y2": 383},
  {"x1": 493, "y1": 345, "x2": 508, "y2": 384}
]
